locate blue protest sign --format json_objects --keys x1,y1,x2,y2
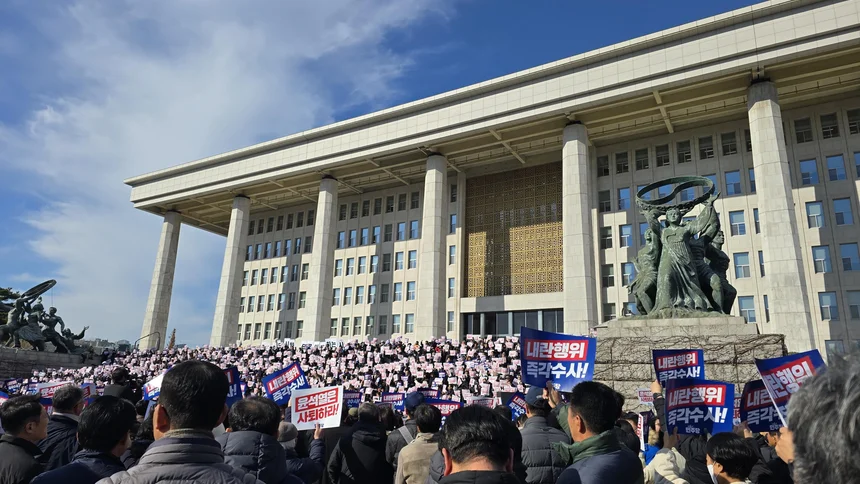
[
  {"x1": 653, "y1": 349, "x2": 705, "y2": 386},
  {"x1": 520, "y1": 327, "x2": 595, "y2": 391},
  {"x1": 81, "y1": 383, "x2": 97, "y2": 406},
  {"x1": 426, "y1": 398, "x2": 463, "y2": 424},
  {"x1": 263, "y1": 363, "x2": 310, "y2": 406},
  {"x1": 665, "y1": 378, "x2": 734, "y2": 436},
  {"x1": 224, "y1": 367, "x2": 243, "y2": 408},
  {"x1": 143, "y1": 373, "x2": 165, "y2": 401},
  {"x1": 418, "y1": 388, "x2": 440, "y2": 399},
  {"x1": 5, "y1": 379, "x2": 20, "y2": 394},
  {"x1": 381, "y1": 392, "x2": 404, "y2": 412},
  {"x1": 506, "y1": 392, "x2": 527, "y2": 421},
  {"x1": 343, "y1": 391, "x2": 362, "y2": 408},
  {"x1": 0, "y1": 391, "x2": 8, "y2": 404},
  {"x1": 740, "y1": 380, "x2": 781, "y2": 432},
  {"x1": 755, "y1": 349, "x2": 825, "y2": 426}
]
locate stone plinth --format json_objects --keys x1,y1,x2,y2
[
  {"x1": 0, "y1": 347, "x2": 90, "y2": 379},
  {"x1": 596, "y1": 315, "x2": 759, "y2": 338},
  {"x1": 592, "y1": 317, "x2": 786, "y2": 412}
]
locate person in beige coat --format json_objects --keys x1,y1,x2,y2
[
  {"x1": 644, "y1": 428, "x2": 688, "y2": 484},
  {"x1": 394, "y1": 405, "x2": 442, "y2": 484}
]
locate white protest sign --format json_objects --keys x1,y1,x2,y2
[
  {"x1": 36, "y1": 381, "x2": 73, "y2": 398},
  {"x1": 290, "y1": 386, "x2": 343, "y2": 431},
  {"x1": 637, "y1": 388, "x2": 654, "y2": 406}
]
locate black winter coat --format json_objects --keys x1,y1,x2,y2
[
  {"x1": 439, "y1": 471, "x2": 522, "y2": 484},
  {"x1": 217, "y1": 430, "x2": 304, "y2": 484},
  {"x1": 519, "y1": 417, "x2": 571, "y2": 484},
  {"x1": 32, "y1": 450, "x2": 126, "y2": 484},
  {"x1": 327, "y1": 422, "x2": 393, "y2": 484},
  {"x1": 38, "y1": 414, "x2": 79, "y2": 471},
  {"x1": 285, "y1": 438, "x2": 325, "y2": 484},
  {"x1": 120, "y1": 438, "x2": 153, "y2": 469},
  {"x1": 556, "y1": 448, "x2": 644, "y2": 484},
  {"x1": 0, "y1": 434, "x2": 44, "y2": 484}
]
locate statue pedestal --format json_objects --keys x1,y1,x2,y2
[
  {"x1": 592, "y1": 316, "x2": 785, "y2": 412},
  {"x1": 595, "y1": 315, "x2": 758, "y2": 338}
]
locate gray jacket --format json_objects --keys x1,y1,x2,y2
[
  {"x1": 97, "y1": 430, "x2": 263, "y2": 484},
  {"x1": 519, "y1": 417, "x2": 571, "y2": 484}
]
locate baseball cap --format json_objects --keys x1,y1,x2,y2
[
  {"x1": 404, "y1": 391, "x2": 425, "y2": 412},
  {"x1": 525, "y1": 386, "x2": 545, "y2": 406}
]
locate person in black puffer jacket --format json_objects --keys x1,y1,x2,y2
[
  {"x1": 218, "y1": 397, "x2": 304, "y2": 484},
  {"x1": 519, "y1": 387, "x2": 571, "y2": 484},
  {"x1": 328, "y1": 403, "x2": 393, "y2": 484},
  {"x1": 121, "y1": 413, "x2": 154, "y2": 469},
  {"x1": 280, "y1": 422, "x2": 325, "y2": 484}
]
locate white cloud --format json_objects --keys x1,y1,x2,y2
[{"x1": 0, "y1": 0, "x2": 453, "y2": 346}]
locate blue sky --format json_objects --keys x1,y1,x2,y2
[{"x1": 0, "y1": 0, "x2": 756, "y2": 346}]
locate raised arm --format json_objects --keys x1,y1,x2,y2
[{"x1": 686, "y1": 192, "x2": 719, "y2": 235}]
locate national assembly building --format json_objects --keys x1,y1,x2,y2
[{"x1": 128, "y1": 0, "x2": 860, "y2": 356}]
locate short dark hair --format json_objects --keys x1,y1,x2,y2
[
  {"x1": 158, "y1": 361, "x2": 228, "y2": 430},
  {"x1": 414, "y1": 404, "x2": 442, "y2": 433},
  {"x1": 0, "y1": 395, "x2": 44, "y2": 434},
  {"x1": 613, "y1": 427, "x2": 640, "y2": 455},
  {"x1": 789, "y1": 353, "x2": 860, "y2": 483},
  {"x1": 706, "y1": 432, "x2": 757, "y2": 480},
  {"x1": 78, "y1": 396, "x2": 137, "y2": 452},
  {"x1": 228, "y1": 397, "x2": 281, "y2": 435},
  {"x1": 111, "y1": 367, "x2": 130, "y2": 385},
  {"x1": 569, "y1": 381, "x2": 618, "y2": 434},
  {"x1": 135, "y1": 399, "x2": 150, "y2": 417},
  {"x1": 52, "y1": 385, "x2": 84, "y2": 413},
  {"x1": 357, "y1": 402, "x2": 379, "y2": 423},
  {"x1": 493, "y1": 405, "x2": 512, "y2": 422},
  {"x1": 440, "y1": 405, "x2": 510, "y2": 468}
]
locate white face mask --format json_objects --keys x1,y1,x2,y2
[{"x1": 707, "y1": 464, "x2": 719, "y2": 484}]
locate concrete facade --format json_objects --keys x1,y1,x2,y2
[
  {"x1": 139, "y1": 210, "x2": 181, "y2": 349},
  {"x1": 210, "y1": 196, "x2": 251, "y2": 347},
  {"x1": 128, "y1": 0, "x2": 860, "y2": 357},
  {"x1": 303, "y1": 177, "x2": 338, "y2": 341}
]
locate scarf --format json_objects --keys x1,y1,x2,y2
[{"x1": 552, "y1": 430, "x2": 623, "y2": 466}]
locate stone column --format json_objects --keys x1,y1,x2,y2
[
  {"x1": 303, "y1": 176, "x2": 338, "y2": 341},
  {"x1": 139, "y1": 211, "x2": 181, "y2": 350},
  {"x1": 562, "y1": 123, "x2": 597, "y2": 335},
  {"x1": 747, "y1": 81, "x2": 815, "y2": 352},
  {"x1": 416, "y1": 155, "x2": 448, "y2": 340},
  {"x1": 210, "y1": 196, "x2": 251, "y2": 347}
]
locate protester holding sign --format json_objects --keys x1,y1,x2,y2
[
  {"x1": 664, "y1": 379, "x2": 734, "y2": 436},
  {"x1": 281, "y1": 422, "x2": 326, "y2": 484},
  {"x1": 263, "y1": 363, "x2": 311, "y2": 406},
  {"x1": 755, "y1": 349, "x2": 825, "y2": 427},
  {"x1": 653, "y1": 350, "x2": 705, "y2": 387},
  {"x1": 291, "y1": 386, "x2": 343, "y2": 431},
  {"x1": 218, "y1": 396, "x2": 302, "y2": 484},
  {"x1": 328, "y1": 403, "x2": 393, "y2": 484},
  {"x1": 519, "y1": 387, "x2": 570, "y2": 484},
  {"x1": 38, "y1": 384, "x2": 85, "y2": 471}
]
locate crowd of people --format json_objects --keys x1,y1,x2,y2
[
  {"x1": 0, "y1": 338, "x2": 858, "y2": 483},
  {"x1": 3, "y1": 337, "x2": 523, "y2": 403}
]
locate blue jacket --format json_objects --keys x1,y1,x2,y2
[
  {"x1": 285, "y1": 438, "x2": 325, "y2": 484},
  {"x1": 556, "y1": 448, "x2": 643, "y2": 484},
  {"x1": 643, "y1": 444, "x2": 660, "y2": 465},
  {"x1": 33, "y1": 450, "x2": 126, "y2": 484},
  {"x1": 38, "y1": 414, "x2": 79, "y2": 471}
]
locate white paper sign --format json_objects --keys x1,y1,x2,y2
[
  {"x1": 36, "y1": 381, "x2": 73, "y2": 398},
  {"x1": 290, "y1": 385, "x2": 343, "y2": 431},
  {"x1": 637, "y1": 388, "x2": 654, "y2": 406}
]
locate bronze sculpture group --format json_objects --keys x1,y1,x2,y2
[
  {"x1": 629, "y1": 176, "x2": 737, "y2": 318},
  {"x1": 0, "y1": 280, "x2": 89, "y2": 353}
]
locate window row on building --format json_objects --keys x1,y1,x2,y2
[
  {"x1": 240, "y1": 320, "x2": 303, "y2": 341},
  {"x1": 337, "y1": 185, "x2": 460, "y2": 221},
  {"x1": 248, "y1": 210, "x2": 315, "y2": 236},
  {"x1": 595, "y1": 109, "x2": 860, "y2": 177},
  {"x1": 810, "y1": 244, "x2": 860, "y2": 274},
  {"x1": 243, "y1": 264, "x2": 309, "y2": 286},
  {"x1": 796, "y1": 153, "x2": 860, "y2": 186},
  {"x1": 245, "y1": 238, "x2": 312, "y2": 261},
  {"x1": 332, "y1": 278, "x2": 457, "y2": 305},
  {"x1": 240, "y1": 292, "x2": 307, "y2": 312}
]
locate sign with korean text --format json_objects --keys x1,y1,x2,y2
[
  {"x1": 5, "y1": 379, "x2": 20, "y2": 394},
  {"x1": 506, "y1": 392, "x2": 527, "y2": 421},
  {"x1": 290, "y1": 386, "x2": 343, "y2": 430},
  {"x1": 465, "y1": 396, "x2": 495, "y2": 408},
  {"x1": 225, "y1": 367, "x2": 243, "y2": 408},
  {"x1": 343, "y1": 391, "x2": 362, "y2": 408},
  {"x1": 263, "y1": 363, "x2": 310, "y2": 406},
  {"x1": 520, "y1": 327, "x2": 595, "y2": 391},
  {"x1": 755, "y1": 350, "x2": 825, "y2": 426},
  {"x1": 143, "y1": 374, "x2": 165, "y2": 401},
  {"x1": 637, "y1": 388, "x2": 654, "y2": 406},
  {"x1": 381, "y1": 392, "x2": 405, "y2": 412},
  {"x1": 426, "y1": 398, "x2": 463, "y2": 423},
  {"x1": 36, "y1": 381, "x2": 73, "y2": 399},
  {"x1": 653, "y1": 349, "x2": 705, "y2": 386},
  {"x1": 665, "y1": 379, "x2": 734, "y2": 435},
  {"x1": 740, "y1": 380, "x2": 781, "y2": 432},
  {"x1": 80, "y1": 383, "x2": 97, "y2": 406},
  {"x1": 418, "y1": 388, "x2": 441, "y2": 399}
]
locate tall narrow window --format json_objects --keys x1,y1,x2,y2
[
  {"x1": 827, "y1": 155, "x2": 847, "y2": 181},
  {"x1": 634, "y1": 148, "x2": 649, "y2": 170},
  {"x1": 615, "y1": 152, "x2": 629, "y2": 174},
  {"x1": 795, "y1": 118, "x2": 813, "y2": 143},
  {"x1": 698, "y1": 136, "x2": 714, "y2": 160},
  {"x1": 821, "y1": 113, "x2": 840, "y2": 139},
  {"x1": 800, "y1": 159, "x2": 819, "y2": 185},
  {"x1": 676, "y1": 140, "x2": 692, "y2": 163},
  {"x1": 655, "y1": 145, "x2": 670, "y2": 167}
]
